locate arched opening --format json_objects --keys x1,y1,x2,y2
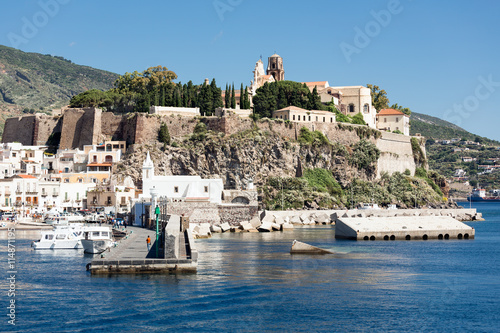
[
  {"x1": 444, "y1": 234, "x2": 450, "y2": 240},
  {"x1": 457, "y1": 233, "x2": 463, "y2": 239},
  {"x1": 405, "y1": 235, "x2": 411, "y2": 240},
  {"x1": 363, "y1": 236, "x2": 369, "y2": 241},
  {"x1": 383, "y1": 235, "x2": 389, "y2": 241},
  {"x1": 370, "y1": 236, "x2": 375, "y2": 241},
  {"x1": 438, "y1": 234, "x2": 443, "y2": 240},
  {"x1": 231, "y1": 196, "x2": 250, "y2": 204},
  {"x1": 363, "y1": 104, "x2": 369, "y2": 113},
  {"x1": 105, "y1": 155, "x2": 113, "y2": 163},
  {"x1": 422, "y1": 234, "x2": 428, "y2": 240},
  {"x1": 464, "y1": 233, "x2": 469, "y2": 239},
  {"x1": 348, "y1": 104, "x2": 355, "y2": 113},
  {"x1": 390, "y1": 235, "x2": 395, "y2": 240}
]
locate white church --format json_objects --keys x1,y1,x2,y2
[{"x1": 132, "y1": 152, "x2": 224, "y2": 226}]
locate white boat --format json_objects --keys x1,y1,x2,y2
[
  {"x1": 45, "y1": 213, "x2": 85, "y2": 225},
  {"x1": 81, "y1": 226, "x2": 114, "y2": 254},
  {"x1": 32, "y1": 224, "x2": 86, "y2": 250}
]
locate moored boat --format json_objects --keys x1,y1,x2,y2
[
  {"x1": 32, "y1": 224, "x2": 86, "y2": 249},
  {"x1": 468, "y1": 189, "x2": 500, "y2": 202},
  {"x1": 81, "y1": 226, "x2": 114, "y2": 254}
]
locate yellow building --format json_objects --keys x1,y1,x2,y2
[{"x1": 272, "y1": 106, "x2": 336, "y2": 123}]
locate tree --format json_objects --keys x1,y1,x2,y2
[
  {"x1": 225, "y1": 83, "x2": 230, "y2": 108},
  {"x1": 310, "y1": 86, "x2": 323, "y2": 110},
  {"x1": 240, "y1": 83, "x2": 245, "y2": 109},
  {"x1": 158, "y1": 123, "x2": 171, "y2": 145},
  {"x1": 231, "y1": 83, "x2": 236, "y2": 109},
  {"x1": 390, "y1": 103, "x2": 412, "y2": 116},
  {"x1": 211, "y1": 79, "x2": 223, "y2": 111},
  {"x1": 243, "y1": 86, "x2": 250, "y2": 109},
  {"x1": 367, "y1": 84, "x2": 389, "y2": 111}
]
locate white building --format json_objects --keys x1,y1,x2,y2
[
  {"x1": 376, "y1": 109, "x2": 410, "y2": 136},
  {"x1": 132, "y1": 152, "x2": 224, "y2": 226}
]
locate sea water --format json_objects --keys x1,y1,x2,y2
[{"x1": 1, "y1": 202, "x2": 500, "y2": 332}]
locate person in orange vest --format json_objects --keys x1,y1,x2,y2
[{"x1": 146, "y1": 235, "x2": 151, "y2": 251}]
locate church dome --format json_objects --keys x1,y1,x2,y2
[{"x1": 270, "y1": 53, "x2": 281, "y2": 58}]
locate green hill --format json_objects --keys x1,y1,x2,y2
[
  {"x1": 0, "y1": 44, "x2": 118, "y2": 113},
  {"x1": 410, "y1": 111, "x2": 499, "y2": 145}
]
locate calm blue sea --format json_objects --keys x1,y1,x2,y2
[{"x1": 1, "y1": 203, "x2": 500, "y2": 332}]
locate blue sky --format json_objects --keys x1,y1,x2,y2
[{"x1": 1, "y1": 0, "x2": 500, "y2": 140}]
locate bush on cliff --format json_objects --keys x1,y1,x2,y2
[
  {"x1": 349, "y1": 139, "x2": 380, "y2": 171},
  {"x1": 158, "y1": 123, "x2": 171, "y2": 145},
  {"x1": 298, "y1": 127, "x2": 330, "y2": 146}
]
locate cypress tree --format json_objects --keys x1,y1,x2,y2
[
  {"x1": 231, "y1": 83, "x2": 236, "y2": 109},
  {"x1": 240, "y1": 83, "x2": 244, "y2": 108},
  {"x1": 243, "y1": 86, "x2": 250, "y2": 109},
  {"x1": 225, "y1": 83, "x2": 230, "y2": 108}
]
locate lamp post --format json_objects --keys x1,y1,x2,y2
[{"x1": 141, "y1": 197, "x2": 144, "y2": 227}]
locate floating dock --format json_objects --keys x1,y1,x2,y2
[
  {"x1": 89, "y1": 215, "x2": 197, "y2": 274},
  {"x1": 335, "y1": 216, "x2": 475, "y2": 240}
]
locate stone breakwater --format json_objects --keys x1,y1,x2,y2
[{"x1": 189, "y1": 208, "x2": 482, "y2": 238}]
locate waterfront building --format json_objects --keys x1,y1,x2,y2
[{"x1": 376, "y1": 108, "x2": 410, "y2": 136}]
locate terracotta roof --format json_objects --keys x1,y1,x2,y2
[
  {"x1": 377, "y1": 109, "x2": 408, "y2": 116},
  {"x1": 302, "y1": 81, "x2": 329, "y2": 87},
  {"x1": 275, "y1": 106, "x2": 309, "y2": 112},
  {"x1": 18, "y1": 175, "x2": 36, "y2": 179}
]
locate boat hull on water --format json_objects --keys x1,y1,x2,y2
[
  {"x1": 32, "y1": 224, "x2": 85, "y2": 250},
  {"x1": 467, "y1": 188, "x2": 500, "y2": 202},
  {"x1": 81, "y1": 226, "x2": 114, "y2": 254},
  {"x1": 82, "y1": 239, "x2": 113, "y2": 254}
]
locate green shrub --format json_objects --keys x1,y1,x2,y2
[
  {"x1": 303, "y1": 168, "x2": 343, "y2": 197},
  {"x1": 349, "y1": 139, "x2": 380, "y2": 170},
  {"x1": 158, "y1": 123, "x2": 171, "y2": 145}
]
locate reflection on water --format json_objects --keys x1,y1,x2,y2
[{"x1": 2, "y1": 203, "x2": 500, "y2": 332}]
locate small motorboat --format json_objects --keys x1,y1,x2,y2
[
  {"x1": 32, "y1": 224, "x2": 86, "y2": 249},
  {"x1": 81, "y1": 226, "x2": 114, "y2": 254}
]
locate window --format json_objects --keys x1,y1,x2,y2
[
  {"x1": 93, "y1": 156, "x2": 97, "y2": 162},
  {"x1": 308, "y1": 116, "x2": 311, "y2": 121},
  {"x1": 174, "y1": 186, "x2": 179, "y2": 193},
  {"x1": 384, "y1": 118, "x2": 387, "y2": 123},
  {"x1": 363, "y1": 104, "x2": 369, "y2": 113},
  {"x1": 316, "y1": 116, "x2": 318, "y2": 121},
  {"x1": 331, "y1": 117, "x2": 333, "y2": 123},
  {"x1": 12, "y1": 153, "x2": 16, "y2": 157},
  {"x1": 65, "y1": 192, "x2": 68, "y2": 200},
  {"x1": 292, "y1": 115, "x2": 295, "y2": 120},
  {"x1": 77, "y1": 193, "x2": 79, "y2": 200},
  {"x1": 349, "y1": 104, "x2": 355, "y2": 113},
  {"x1": 105, "y1": 155, "x2": 113, "y2": 162},
  {"x1": 298, "y1": 115, "x2": 300, "y2": 121},
  {"x1": 121, "y1": 197, "x2": 126, "y2": 204},
  {"x1": 204, "y1": 186, "x2": 208, "y2": 193},
  {"x1": 323, "y1": 117, "x2": 325, "y2": 122},
  {"x1": 396, "y1": 117, "x2": 399, "y2": 122}
]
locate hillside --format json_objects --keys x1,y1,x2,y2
[
  {"x1": 0, "y1": 44, "x2": 118, "y2": 133},
  {"x1": 410, "y1": 111, "x2": 499, "y2": 145}
]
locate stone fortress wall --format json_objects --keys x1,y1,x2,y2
[{"x1": 1, "y1": 108, "x2": 423, "y2": 177}]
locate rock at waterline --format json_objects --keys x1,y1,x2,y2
[{"x1": 290, "y1": 240, "x2": 334, "y2": 254}]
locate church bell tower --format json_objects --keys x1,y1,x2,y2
[{"x1": 266, "y1": 54, "x2": 285, "y2": 81}]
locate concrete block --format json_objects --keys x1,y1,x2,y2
[
  {"x1": 220, "y1": 222, "x2": 231, "y2": 232},
  {"x1": 199, "y1": 224, "x2": 211, "y2": 237},
  {"x1": 275, "y1": 216, "x2": 285, "y2": 225},
  {"x1": 281, "y1": 223, "x2": 294, "y2": 230},
  {"x1": 316, "y1": 212, "x2": 330, "y2": 224},
  {"x1": 300, "y1": 213, "x2": 309, "y2": 222},
  {"x1": 258, "y1": 222, "x2": 273, "y2": 232},
  {"x1": 289, "y1": 215, "x2": 301, "y2": 224},
  {"x1": 250, "y1": 216, "x2": 261, "y2": 229},
  {"x1": 272, "y1": 223, "x2": 281, "y2": 231},
  {"x1": 284, "y1": 216, "x2": 290, "y2": 223},
  {"x1": 210, "y1": 225, "x2": 222, "y2": 233}
]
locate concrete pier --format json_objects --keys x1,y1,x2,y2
[
  {"x1": 89, "y1": 215, "x2": 197, "y2": 274},
  {"x1": 335, "y1": 216, "x2": 475, "y2": 241}
]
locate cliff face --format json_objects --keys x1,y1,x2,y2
[{"x1": 115, "y1": 130, "x2": 376, "y2": 190}]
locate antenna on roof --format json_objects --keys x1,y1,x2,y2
[{"x1": 260, "y1": 54, "x2": 262, "y2": 60}]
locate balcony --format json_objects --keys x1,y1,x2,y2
[
  {"x1": 52, "y1": 193, "x2": 59, "y2": 197},
  {"x1": 41, "y1": 193, "x2": 48, "y2": 197},
  {"x1": 26, "y1": 191, "x2": 38, "y2": 195},
  {"x1": 15, "y1": 190, "x2": 22, "y2": 195}
]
